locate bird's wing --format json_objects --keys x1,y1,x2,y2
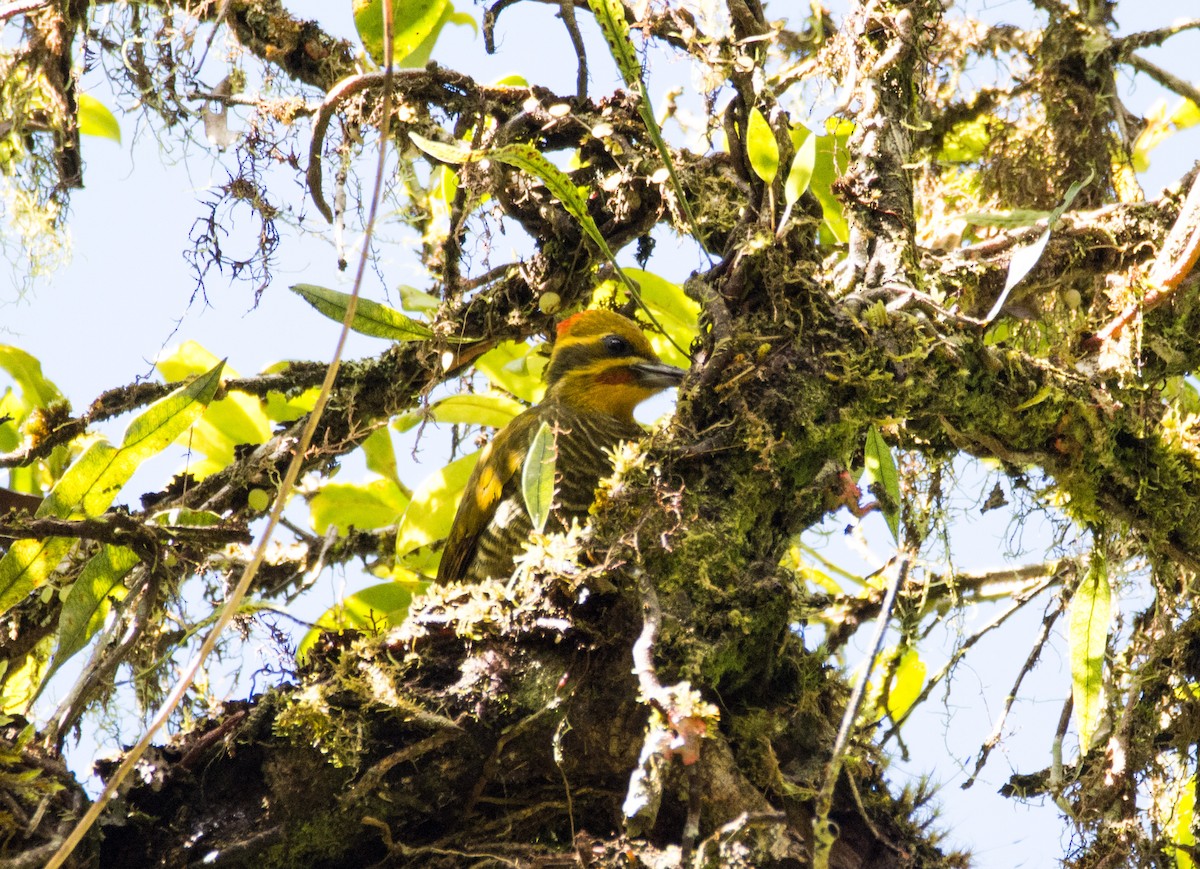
[{"x1": 435, "y1": 409, "x2": 533, "y2": 583}]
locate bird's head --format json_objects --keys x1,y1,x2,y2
[{"x1": 544, "y1": 309, "x2": 686, "y2": 420}]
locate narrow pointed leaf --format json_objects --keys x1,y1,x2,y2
[
  {"x1": 747, "y1": 108, "x2": 779, "y2": 184},
  {"x1": 985, "y1": 170, "x2": 1093, "y2": 323},
  {"x1": 290, "y1": 283, "x2": 434, "y2": 341},
  {"x1": 522, "y1": 421, "x2": 557, "y2": 534},
  {"x1": 784, "y1": 130, "x2": 817, "y2": 207},
  {"x1": 1069, "y1": 553, "x2": 1111, "y2": 753},
  {"x1": 42, "y1": 545, "x2": 138, "y2": 690},
  {"x1": 862, "y1": 426, "x2": 901, "y2": 543},
  {"x1": 409, "y1": 133, "x2": 475, "y2": 165}
]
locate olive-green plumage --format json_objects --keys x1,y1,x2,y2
[{"x1": 436, "y1": 310, "x2": 685, "y2": 584}]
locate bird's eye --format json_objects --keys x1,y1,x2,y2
[{"x1": 603, "y1": 334, "x2": 632, "y2": 355}]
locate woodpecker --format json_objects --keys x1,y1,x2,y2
[{"x1": 436, "y1": 309, "x2": 686, "y2": 584}]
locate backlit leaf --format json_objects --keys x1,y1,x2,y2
[
  {"x1": 290, "y1": 283, "x2": 434, "y2": 341},
  {"x1": 78, "y1": 94, "x2": 121, "y2": 143},
  {"x1": 1069, "y1": 552, "x2": 1111, "y2": 753},
  {"x1": 522, "y1": 421, "x2": 556, "y2": 534},
  {"x1": 310, "y1": 478, "x2": 409, "y2": 534},
  {"x1": 862, "y1": 426, "x2": 900, "y2": 543},
  {"x1": 297, "y1": 581, "x2": 415, "y2": 662},
  {"x1": 747, "y1": 108, "x2": 779, "y2": 184},
  {"x1": 353, "y1": 0, "x2": 448, "y2": 66},
  {"x1": 395, "y1": 451, "x2": 479, "y2": 557}
]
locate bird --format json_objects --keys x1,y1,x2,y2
[{"x1": 435, "y1": 309, "x2": 686, "y2": 584}]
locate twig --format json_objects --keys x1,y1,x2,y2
[
  {"x1": 43, "y1": 4, "x2": 403, "y2": 866},
  {"x1": 1117, "y1": 18, "x2": 1200, "y2": 54},
  {"x1": 1124, "y1": 53, "x2": 1200, "y2": 116},
  {"x1": 0, "y1": 0, "x2": 48, "y2": 21},
  {"x1": 1088, "y1": 167, "x2": 1200, "y2": 349},
  {"x1": 812, "y1": 556, "x2": 909, "y2": 869},
  {"x1": 961, "y1": 589, "x2": 1067, "y2": 788},
  {"x1": 306, "y1": 69, "x2": 434, "y2": 223}
]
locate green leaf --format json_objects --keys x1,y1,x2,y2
[
  {"x1": 310, "y1": 478, "x2": 409, "y2": 534},
  {"x1": 409, "y1": 133, "x2": 475, "y2": 165},
  {"x1": 809, "y1": 119, "x2": 852, "y2": 243},
  {"x1": 522, "y1": 421, "x2": 557, "y2": 534},
  {"x1": 1171, "y1": 775, "x2": 1196, "y2": 869},
  {"x1": 984, "y1": 169, "x2": 1093, "y2": 324},
  {"x1": 157, "y1": 342, "x2": 271, "y2": 478},
  {"x1": 883, "y1": 646, "x2": 926, "y2": 723},
  {"x1": 353, "y1": 0, "x2": 448, "y2": 66},
  {"x1": 147, "y1": 507, "x2": 224, "y2": 527},
  {"x1": 42, "y1": 361, "x2": 224, "y2": 520},
  {"x1": 397, "y1": 284, "x2": 441, "y2": 314},
  {"x1": 0, "y1": 363, "x2": 223, "y2": 613},
  {"x1": 361, "y1": 427, "x2": 402, "y2": 489},
  {"x1": 0, "y1": 346, "x2": 64, "y2": 409},
  {"x1": 1069, "y1": 552, "x2": 1111, "y2": 753},
  {"x1": 747, "y1": 108, "x2": 779, "y2": 184},
  {"x1": 862, "y1": 426, "x2": 900, "y2": 543},
  {"x1": 474, "y1": 341, "x2": 546, "y2": 403},
  {"x1": 784, "y1": 129, "x2": 817, "y2": 208},
  {"x1": 397, "y1": 4, "x2": 476, "y2": 69},
  {"x1": 590, "y1": 269, "x2": 699, "y2": 369},
  {"x1": 290, "y1": 283, "x2": 435, "y2": 341},
  {"x1": 938, "y1": 115, "x2": 990, "y2": 163},
  {"x1": 429, "y1": 393, "x2": 525, "y2": 429},
  {"x1": 77, "y1": 94, "x2": 121, "y2": 143},
  {"x1": 42, "y1": 545, "x2": 138, "y2": 690},
  {"x1": 297, "y1": 581, "x2": 415, "y2": 662},
  {"x1": 261, "y1": 361, "x2": 320, "y2": 422},
  {"x1": 395, "y1": 450, "x2": 479, "y2": 557}
]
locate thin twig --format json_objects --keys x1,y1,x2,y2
[
  {"x1": 1125, "y1": 53, "x2": 1200, "y2": 115},
  {"x1": 961, "y1": 590, "x2": 1067, "y2": 788},
  {"x1": 43, "y1": 5, "x2": 403, "y2": 866},
  {"x1": 0, "y1": 0, "x2": 49, "y2": 22},
  {"x1": 1088, "y1": 167, "x2": 1200, "y2": 349},
  {"x1": 1117, "y1": 18, "x2": 1200, "y2": 53},
  {"x1": 812, "y1": 556, "x2": 909, "y2": 869}
]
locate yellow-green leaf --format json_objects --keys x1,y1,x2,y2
[
  {"x1": 42, "y1": 545, "x2": 138, "y2": 690},
  {"x1": 395, "y1": 451, "x2": 479, "y2": 557},
  {"x1": 884, "y1": 646, "x2": 926, "y2": 723},
  {"x1": 1069, "y1": 552, "x2": 1111, "y2": 753},
  {"x1": 862, "y1": 426, "x2": 900, "y2": 543},
  {"x1": 1171, "y1": 775, "x2": 1196, "y2": 869},
  {"x1": 361, "y1": 426, "x2": 402, "y2": 489},
  {"x1": 157, "y1": 342, "x2": 271, "y2": 478},
  {"x1": 77, "y1": 94, "x2": 121, "y2": 143},
  {"x1": 522, "y1": 421, "x2": 556, "y2": 534},
  {"x1": 297, "y1": 581, "x2": 415, "y2": 661},
  {"x1": 310, "y1": 478, "x2": 409, "y2": 534},
  {"x1": 291, "y1": 283, "x2": 434, "y2": 341},
  {"x1": 41, "y1": 361, "x2": 224, "y2": 520},
  {"x1": 429, "y1": 393, "x2": 525, "y2": 429},
  {"x1": 409, "y1": 133, "x2": 475, "y2": 165},
  {"x1": 474, "y1": 341, "x2": 545, "y2": 403},
  {"x1": 784, "y1": 129, "x2": 817, "y2": 207},
  {"x1": 747, "y1": 108, "x2": 779, "y2": 184},
  {"x1": 398, "y1": 4, "x2": 476, "y2": 69},
  {"x1": 352, "y1": 0, "x2": 448, "y2": 66},
  {"x1": 0, "y1": 346, "x2": 64, "y2": 409}
]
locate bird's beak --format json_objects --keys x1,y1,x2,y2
[{"x1": 630, "y1": 360, "x2": 686, "y2": 389}]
